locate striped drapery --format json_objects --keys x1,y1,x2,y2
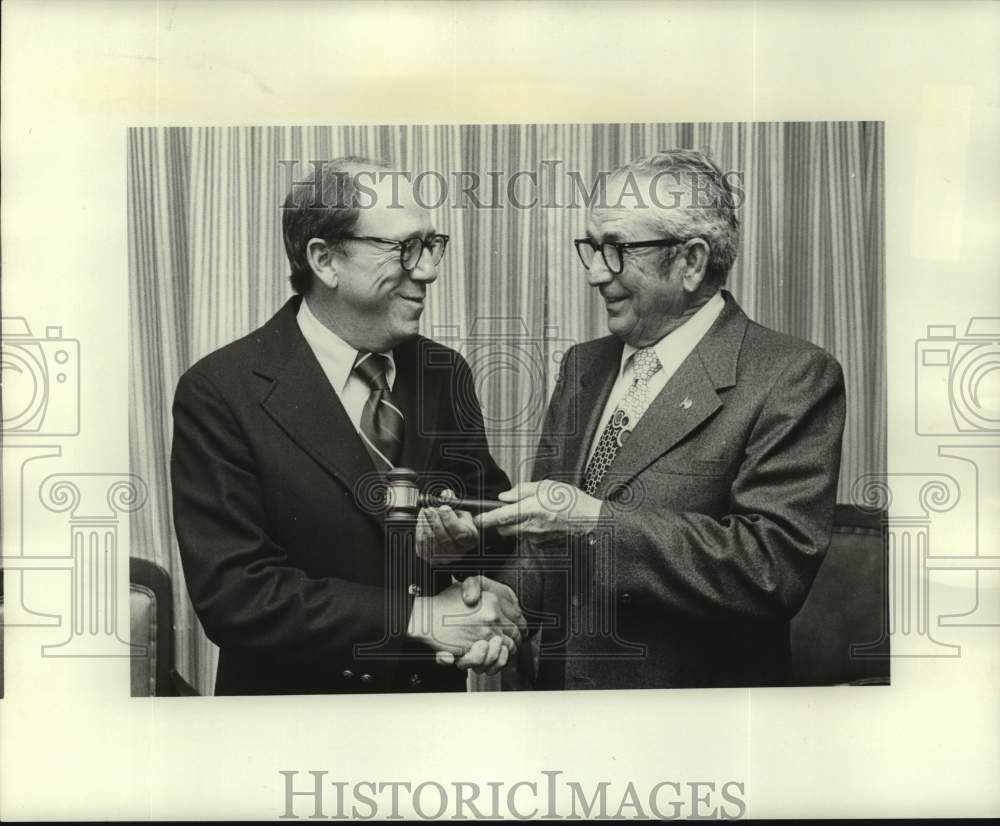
[{"x1": 128, "y1": 123, "x2": 885, "y2": 694}]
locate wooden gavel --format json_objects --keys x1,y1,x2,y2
[{"x1": 384, "y1": 467, "x2": 503, "y2": 522}]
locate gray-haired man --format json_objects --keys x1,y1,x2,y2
[{"x1": 477, "y1": 149, "x2": 847, "y2": 690}]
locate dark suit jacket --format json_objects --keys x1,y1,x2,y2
[
  {"x1": 171, "y1": 296, "x2": 511, "y2": 695},
  {"x1": 513, "y1": 291, "x2": 846, "y2": 690}
]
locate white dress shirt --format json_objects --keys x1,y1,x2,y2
[
  {"x1": 296, "y1": 297, "x2": 397, "y2": 433},
  {"x1": 586, "y1": 291, "x2": 726, "y2": 468}
]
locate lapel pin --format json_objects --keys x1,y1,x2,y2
[{"x1": 679, "y1": 397, "x2": 693, "y2": 410}]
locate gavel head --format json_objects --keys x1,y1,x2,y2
[{"x1": 384, "y1": 467, "x2": 420, "y2": 523}]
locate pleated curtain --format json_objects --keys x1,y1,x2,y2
[{"x1": 128, "y1": 122, "x2": 885, "y2": 694}]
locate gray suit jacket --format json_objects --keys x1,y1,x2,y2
[{"x1": 512, "y1": 291, "x2": 846, "y2": 690}]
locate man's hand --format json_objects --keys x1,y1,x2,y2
[
  {"x1": 407, "y1": 579, "x2": 522, "y2": 675},
  {"x1": 439, "y1": 635, "x2": 511, "y2": 676},
  {"x1": 475, "y1": 480, "x2": 603, "y2": 543},
  {"x1": 415, "y1": 489, "x2": 479, "y2": 564},
  {"x1": 460, "y1": 575, "x2": 525, "y2": 630},
  {"x1": 433, "y1": 576, "x2": 527, "y2": 674}
]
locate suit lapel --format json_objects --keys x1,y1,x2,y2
[
  {"x1": 595, "y1": 354, "x2": 721, "y2": 497},
  {"x1": 592, "y1": 291, "x2": 749, "y2": 498},
  {"x1": 392, "y1": 337, "x2": 439, "y2": 475},
  {"x1": 562, "y1": 339, "x2": 622, "y2": 486},
  {"x1": 253, "y1": 297, "x2": 383, "y2": 528}
]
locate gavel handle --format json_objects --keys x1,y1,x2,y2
[{"x1": 417, "y1": 493, "x2": 503, "y2": 512}]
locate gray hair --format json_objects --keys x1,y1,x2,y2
[{"x1": 614, "y1": 149, "x2": 741, "y2": 286}]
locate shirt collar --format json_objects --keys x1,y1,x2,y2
[
  {"x1": 620, "y1": 290, "x2": 726, "y2": 376},
  {"x1": 296, "y1": 296, "x2": 396, "y2": 392}
]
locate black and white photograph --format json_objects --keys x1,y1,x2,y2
[
  {"x1": 125, "y1": 122, "x2": 887, "y2": 697},
  {"x1": 2, "y1": 1, "x2": 998, "y2": 821}
]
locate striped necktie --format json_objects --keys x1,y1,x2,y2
[
  {"x1": 353, "y1": 352, "x2": 404, "y2": 471},
  {"x1": 582, "y1": 347, "x2": 661, "y2": 495}
]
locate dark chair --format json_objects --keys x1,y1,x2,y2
[
  {"x1": 130, "y1": 557, "x2": 198, "y2": 696},
  {"x1": 790, "y1": 505, "x2": 890, "y2": 686},
  {"x1": 0, "y1": 558, "x2": 198, "y2": 697}
]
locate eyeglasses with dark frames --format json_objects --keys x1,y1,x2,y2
[
  {"x1": 574, "y1": 237, "x2": 688, "y2": 275},
  {"x1": 343, "y1": 234, "x2": 450, "y2": 272}
]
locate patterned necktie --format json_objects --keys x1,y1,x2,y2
[
  {"x1": 582, "y1": 347, "x2": 662, "y2": 496},
  {"x1": 353, "y1": 352, "x2": 405, "y2": 471}
]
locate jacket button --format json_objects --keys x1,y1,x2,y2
[
  {"x1": 360, "y1": 673, "x2": 373, "y2": 684},
  {"x1": 409, "y1": 673, "x2": 422, "y2": 687},
  {"x1": 407, "y1": 584, "x2": 422, "y2": 597},
  {"x1": 620, "y1": 592, "x2": 632, "y2": 605},
  {"x1": 342, "y1": 670, "x2": 354, "y2": 680}
]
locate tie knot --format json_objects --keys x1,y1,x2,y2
[
  {"x1": 353, "y1": 352, "x2": 390, "y2": 391},
  {"x1": 631, "y1": 347, "x2": 661, "y2": 381}
]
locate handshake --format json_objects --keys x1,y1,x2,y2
[
  {"x1": 406, "y1": 575, "x2": 526, "y2": 676},
  {"x1": 405, "y1": 479, "x2": 604, "y2": 675}
]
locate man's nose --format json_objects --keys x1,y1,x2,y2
[
  {"x1": 586, "y1": 254, "x2": 614, "y2": 287},
  {"x1": 409, "y1": 247, "x2": 440, "y2": 283}
]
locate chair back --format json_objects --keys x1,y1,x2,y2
[
  {"x1": 0, "y1": 558, "x2": 193, "y2": 697},
  {"x1": 790, "y1": 505, "x2": 890, "y2": 685},
  {"x1": 130, "y1": 557, "x2": 177, "y2": 696}
]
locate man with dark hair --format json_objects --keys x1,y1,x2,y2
[
  {"x1": 478, "y1": 149, "x2": 847, "y2": 690},
  {"x1": 171, "y1": 157, "x2": 523, "y2": 695}
]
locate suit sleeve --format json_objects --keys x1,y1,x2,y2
[
  {"x1": 494, "y1": 348, "x2": 579, "y2": 632},
  {"x1": 603, "y1": 347, "x2": 846, "y2": 620},
  {"x1": 435, "y1": 354, "x2": 515, "y2": 580},
  {"x1": 171, "y1": 368, "x2": 414, "y2": 666}
]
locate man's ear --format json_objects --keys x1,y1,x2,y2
[
  {"x1": 306, "y1": 237, "x2": 339, "y2": 290},
  {"x1": 679, "y1": 238, "x2": 711, "y2": 293}
]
